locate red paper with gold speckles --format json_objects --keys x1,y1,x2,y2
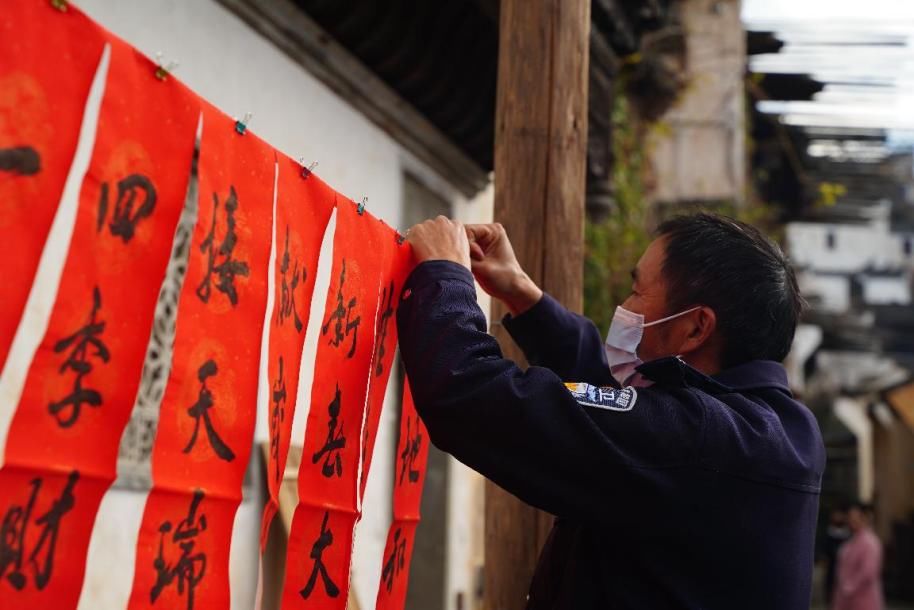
[
  {"x1": 0, "y1": 2, "x2": 105, "y2": 372},
  {"x1": 0, "y1": 22, "x2": 198, "y2": 608},
  {"x1": 127, "y1": 103, "x2": 273, "y2": 610}
]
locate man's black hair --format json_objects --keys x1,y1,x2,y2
[{"x1": 655, "y1": 213, "x2": 805, "y2": 368}]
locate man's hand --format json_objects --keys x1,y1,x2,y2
[
  {"x1": 406, "y1": 216, "x2": 471, "y2": 269},
  {"x1": 466, "y1": 223, "x2": 542, "y2": 316}
]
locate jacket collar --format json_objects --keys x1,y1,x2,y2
[
  {"x1": 637, "y1": 357, "x2": 791, "y2": 395},
  {"x1": 713, "y1": 360, "x2": 791, "y2": 393}
]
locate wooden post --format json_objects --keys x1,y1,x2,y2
[{"x1": 486, "y1": 0, "x2": 590, "y2": 609}]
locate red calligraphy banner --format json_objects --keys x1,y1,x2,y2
[
  {"x1": 281, "y1": 199, "x2": 392, "y2": 609},
  {"x1": 359, "y1": 234, "x2": 415, "y2": 501},
  {"x1": 260, "y1": 156, "x2": 335, "y2": 549},
  {"x1": 284, "y1": 504, "x2": 359, "y2": 608},
  {"x1": 127, "y1": 103, "x2": 274, "y2": 610},
  {"x1": 126, "y1": 488, "x2": 239, "y2": 610},
  {"x1": 2, "y1": 5, "x2": 454, "y2": 610},
  {"x1": 375, "y1": 379, "x2": 430, "y2": 610},
  {"x1": 391, "y1": 379, "x2": 429, "y2": 521},
  {"x1": 0, "y1": 3, "x2": 105, "y2": 371},
  {"x1": 0, "y1": 468, "x2": 111, "y2": 604},
  {"x1": 375, "y1": 520, "x2": 419, "y2": 610},
  {"x1": 0, "y1": 29, "x2": 198, "y2": 608}
]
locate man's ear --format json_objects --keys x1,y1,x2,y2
[{"x1": 681, "y1": 306, "x2": 717, "y2": 354}]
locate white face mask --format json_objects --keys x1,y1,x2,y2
[{"x1": 604, "y1": 305, "x2": 701, "y2": 387}]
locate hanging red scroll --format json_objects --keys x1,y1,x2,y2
[
  {"x1": 2, "y1": 6, "x2": 442, "y2": 608},
  {"x1": 259, "y1": 156, "x2": 335, "y2": 549},
  {"x1": 376, "y1": 519, "x2": 420, "y2": 610},
  {"x1": 359, "y1": 234, "x2": 415, "y2": 502},
  {"x1": 282, "y1": 199, "x2": 396, "y2": 609},
  {"x1": 375, "y1": 378, "x2": 430, "y2": 610},
  {"x1": 0, "y1": 2, "x2": 105, "y2": 371},
  {"x1": 127, "y1": 103, "x2": 274, "y2": 610},
  {"x1": 0, "y1": 25, "x2": 198, "y2": 608}
]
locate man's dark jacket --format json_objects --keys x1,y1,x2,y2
[{"x1": 396, "y1": 261, "x2": 826, "y2": 610}]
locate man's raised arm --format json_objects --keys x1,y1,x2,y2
[{"x1": 465, "y1": 222, "x2": 614, "y2": 385}]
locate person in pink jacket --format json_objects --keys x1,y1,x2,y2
[{"x1": 832, "y1": 503, "x2": 884, "y2": 610}]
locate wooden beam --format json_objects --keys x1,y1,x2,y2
[
  {"x1": 215, "y1": 0, "x2": 489, "y2": 198},
  {"x1": 486, "y1": 0, "x2": 590, "y2": 608}
]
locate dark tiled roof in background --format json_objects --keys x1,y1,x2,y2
[{"x1": 294, "y1": 0, "x2": 678, "y2": 173}]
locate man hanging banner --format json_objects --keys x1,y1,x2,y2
[
  {"x1": 375, "y1": 379, "x2": 430, "y2": 610},
  {"x1": 0, "y1": 2, "x2": 105, "y2": 372},
  {"x1": 127, "y1": 103, "x2": 274, "y2": 610},
  {"x1": 260, "y1": 156, "x2": 335, "y2": 549},
  {"x1": 282, "y1": 199, "x2": 394, "y2": 609},
  {"x1": 359, "y1": 233, "x2": 415, "y2": 502},
  {"x1": 0, "y1": 26, "x2": 198, "y2": 608}
]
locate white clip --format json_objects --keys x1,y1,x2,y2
[{"x1": 153, "y1": 52, "x2": 179, "y2": 81}]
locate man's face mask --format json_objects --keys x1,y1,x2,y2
[{"x1": 604, "y1": 305, "x2": 700, "y2": 387}]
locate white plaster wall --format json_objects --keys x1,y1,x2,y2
[
  {"x1": 787, "y1": 222, "x2": 911, "y2": 273},
  {"x1": 797, "y1": 270, "x2": 851, "y2": 312},
  {"x1": 0, "y1": 1, "x2": 494, "y2": 608},
  {"x1": 834, "y1": 396, "x2": 874, "y2": 502},
  {"x1": 861, "y1": 275, "x2": 912, "y2": 306},
  {"x1": 783, "y1": 323, "x2": 823, "y2": 394},
  {"x1": 649, "y1": 0, "x2": 746, "y2": 205},
  {"x1": 816, "y1": 350, "x2": 909, "y2": 395},
  {"x1": 789, "y1": 221, "x2": 914, "y2": 312}
]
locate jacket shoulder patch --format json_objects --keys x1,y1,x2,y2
[{"x1": 564, "y1": 383, "x2": 637, "y2": 412}]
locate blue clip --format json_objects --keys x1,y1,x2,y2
[
  {"x1": 356, "y1": 197, "x2": 367, "y2": 215},
  {"x1": 235, "y1": 112, "x2": 253, "y2": 135}
]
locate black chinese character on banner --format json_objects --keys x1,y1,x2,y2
[
  {"x1": 47, "y1": 287, "x2": 110, "y2": 428},
  {"x1": 373, "y1": 280, "x2": 395, "y2": 377},
  {"x1": 311, "y1": 385, "x2": 345, "y2": 478},
  {"x1": 299, "y1": 511, "x2": 339, "y2": 600},
  {"x1": 196, "y1": 187, "x2": 250, "y2": 307},
  {"x1": 96, "y1": 174, "x2": 157, "y2": 243},
  {"x1": 399, "y1": 416, "x2": 423, "y2": 486},
  {"x1": 270, "y1": 355, "x2": 287, "y2": 484},
  {"x1": 150, "y1": 490, "x2": 207, "y2": 610},
  {"x1": 0, "y1": 146, "x2": 40, "y2": 176},
  {"x1": 0, "y1": 470, "x2": 79, "y2": 591},
  {"x1": 277, "y1": 225, "x2": 306, "y2": 333},
  {"x1": 381, "y1": 526, "x2": 407, "y2": 593},
  {"x1": 183, "y1": 359, "x2": 235, "y2": 462},
  {"x1": 321, "y1": 260, "x2": 360, "y2": 358}
]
